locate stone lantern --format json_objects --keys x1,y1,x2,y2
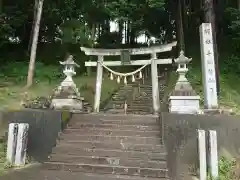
[
  {"x1": 175, "y1": 50, "x2": 191, "y2": 85},
  {"x1": 169, "y1": 51, "x2": 201, "y2": 114},
  {"x1": 60, "y1": 55, "x2": 79, "y2": 88},
  {"x1": 51, "y1": 55, "x2": 84, "y2": 111}
]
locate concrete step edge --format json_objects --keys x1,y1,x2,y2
[{"x1": 44, "y1": 161, "x2": 168, "y2": 172}]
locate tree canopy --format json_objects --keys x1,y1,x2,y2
[{"x1": 0, "y1": 0, "x2": 240, "y2": 57}]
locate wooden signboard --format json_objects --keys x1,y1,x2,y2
[{"x1": 120, "y1": 50, "x2": 131, "y2": 65}]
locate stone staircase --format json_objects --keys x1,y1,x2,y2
[
  {"x1": 102, "y1": 84, "x2": 135, "y2": 113},
  {"x1": 126, "y1": 84, "x2": 153, "y2": 114},
  {"x1": 44, "y1": 113, "x2": 168, "y2": 180},
  {"x1": 103, "y1": 75, "x2": 167, "y2": 115}
]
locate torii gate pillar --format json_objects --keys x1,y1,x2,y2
[{"x1": 151, "y1": 53, "x2": 160, "y2": 114}]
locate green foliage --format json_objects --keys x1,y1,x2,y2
[
  {"x1": 0, "y1": 62, "x2": 63, "y2": 83},
  {"x1": 61, "y1": 111, "x2": 72, "y2": 129},
  {"x1": 208, "y1": 156, "x2": 239, "y2": 180},
  {"x1": 225, "y1": 8, "x2": 240, "y2": 36},
  {"x1": 224, "y1": 7, "x2": 240, "y2": 52},
  {"x1": 221, "y1": 55, "x2": 240, "y2": 75},
  {"x1": 58, "y1": 19, "x2": 92, "y2": 45},
  {"x1": 147, "y1": 0, "x2": 165, "y2": 8}
]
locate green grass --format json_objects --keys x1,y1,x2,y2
[
  {"x1": 0, "y1": 72, "x2": 119, "y2": 173},
  {"x1": 0, "y1": 141, "x2": 8, "y2": 175},
  {"x1": 181, "y1": 45, "x2": 240, "y2": 114},
  {"x1": 161, "y1": 71, "x2": 178, "y2": 111},
  {"x1": 0, "y1": 74, "x2": 119, "y2": 111},
  {"x1": 187, "y1": 64, "x2": 240, "y2": 114},
  {"x1": 207, "y1": 156, "x2": 239, "y2": 180},
  {"x1": 0, "y1": 143, "x2": 5, "y2": 173}
]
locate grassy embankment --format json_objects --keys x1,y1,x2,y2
[
  {"x1": 165, "y1": 46, "x2": 240, "y2": 114},
  {"x1": 0, "y1": 61, "x2": 119, "y2": 173}
]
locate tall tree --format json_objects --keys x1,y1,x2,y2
[
  {"x1": 178, "y1": 0, "x2": 185, "y2": 51},
  {"x1": 26, "y1": 0, "x2": 44, "y2": 88},
  {"x1": 27, "y1": 0, "x2": 39, "y2": 54},
  {"x1": 204, "y1": 0, "x2": 220, "y2": 95}
]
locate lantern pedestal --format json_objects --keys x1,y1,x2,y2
[
  {"x1": 51, "y1": 55, "x2": 84, "y2": 112},
  {"x1": 51, "y1": 86, "x2": 84, "y2": 111},
  {"x1": 169, "y1": 51, "x2": 201, "y2": 114},
  {"x1": 169, "y1": 96, "x2": 200, "y2": 114}
]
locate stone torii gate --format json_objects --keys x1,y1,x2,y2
[{"x1": 81, "y1": 41, "x2": 177, "y2": 113}]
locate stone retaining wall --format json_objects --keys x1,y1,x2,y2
[
  {"x1": 0, "y1": 109, "x2": 72, "y2": 162},
  {"x1": 159, "y1": 112, "x2": 240, "y2": 179}
]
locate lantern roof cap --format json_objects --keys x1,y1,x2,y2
[
  {"x1": 60, "y1": 55, "x2": 80, "y2": 67},
  {"x1": 175, "y1": 50, "x2": 192, "y2": 64}
]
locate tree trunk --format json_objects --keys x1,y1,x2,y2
[
  {"x1": 130, "y1": 26, "x2": 135, "y2": 45},
  {"x1": 127, "y1": 20, "x2": 130, "y2": 44},
  {"x1": 118, "y1": 20, "x2": 123, "y2": 45},
  {"x1": 204, "y1": 0, "x2": 220, "y2": 96},
  {"x1": 87, "y1": 24, "x2": 96, "y2": 76},
  {"x1": 178, "y1": 0, "x2": 185, "y2": 51},
  {"x1": 27, "y1": 0, "x2": 39, "y2": 54},
  {"x1": 26, "y1": 0, "x2": 44, "y2": 88},
  {"x1": 0, "y1": 0, "x2": 2, "y2": 13},
  {"x1": 182, "y1": 0, "x2": 188, "y2": 31}
]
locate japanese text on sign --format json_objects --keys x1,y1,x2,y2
[{"x1": 200, "y1": 23, "x2": 218, "y2": 108}]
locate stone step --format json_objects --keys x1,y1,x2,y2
[
  {"x1": 110, "y1": 99, "x2": 127, "y2": 102},
  {"x1": 137, "y1": 90, "x2": 152, "y2": 92},
  {"x1": 126, "y1": 112, "x2": 153, "y2": 115},
  {"x1": 129, "y1": 104, "x2": 152, "y2": 107},
  {"x1": 133, "y1": 96, "x2": 153, "y2": 99},
  {"x1": 111, "y1": 97, "x2": 127, "y2": 100},
  {"x1": 111, "y1": 104, "x2": 125, "y2": 108},
  {"x1": 67, "y1": 123, "x2": 160, "y2": 131},
  {"x1": 56, "y1": 141, "x2": 165, "y2": 152},
  {"x1": 112, "y1": 93, "x2": 131, "y2": 97},
  {"x1": 131, "y1": 99, "x2": 153, "y2": 102},
  {"x1": 111, "y1": 106, "x2": 125, "y2": 109},
  {"x1": 71, "y1": 119, "x2": 158, "y2": 126},
  {"x1": 49, "y1": 155, "x2": 167, "y2": 169},
  {"x1": 71, "y1": 114, "x2": 158, "y2": 121},
  {"x1": 110, "y1": 98, "x2": 125, "y2": 103},
  {"x1": 101, "y1": 109, "x2": 126, "y2": 113},
  {"x1": 112, "y1": 95, "x2": 127, "y2": 98},
  {"x1": 109, "y1": 103, "x2": 125, "y2": 107},
  {"x1": 128, "y1": 104, "x2": 152, "y2": 107},
  {"x1": 106, "y1": 102, "x2": 125, "y2": 106},
  {"x1": 115, "y1": 89, "x2": 133, "y2": 93},
  {"x1": 126, "y1": 108, "x2": 152, "y2": 112},
  {"x1": 117, "y1": 90, "x2": 133, "y2": 93},
  {"x1": 63, "y1": 129, "x2": 160, "y2": 137},
  {"x1": 127, "y1": 105, "x2": 152, "y2": 108},
  {"x1": 128, "y1": 105, "x2": 152, "y2": 109},
  {"x1": 137, "y1": 86, "x2": 152, "y2": 89},
  {"x1": 126, "y1": 111, "x2": 153, "y2": 115},
  {"x1": 138, "y1": 85, "x2": 153, "y2": 87},
  {"x1": 44, "y1": 162, "x2": 168, "y2": 178},
  {"x1": 59, "y1": 135, "x2": 162, "y2": 145},
  {"x1": 71, "y1": 115, "x2": 158, "y2": 124},
  {"x1": 39, "y1": 170, "x2": 168, "y2": 180},
  {"x1": 52, "y1": 147, "x2": 167, "y2": 161},
  {"x1": 126, "y1": 111, "x2": 152, "y2": 114},
  {"x1": 137, "y1": 88, "x2": 152, "y2": 91}
]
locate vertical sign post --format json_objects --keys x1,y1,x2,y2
[
  {"x1": 15, "y1": 123, "x2": 29, "y2": 166},
  {"x1": 208, "y1": 130, "x2": 219, "y2": 179},
  {"x1": 199, "y1": 23, "x2": 218, "y2": 109},
  {"x1": 6, "y1": 123, "x2": 18, "y2": 164},
  {"x1": 198, "y1": 130, "x2": 207, "y2": 180}
]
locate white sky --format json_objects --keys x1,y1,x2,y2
[{"x1": 110, "y1": 20, "x2": 148, "y2": 44}]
